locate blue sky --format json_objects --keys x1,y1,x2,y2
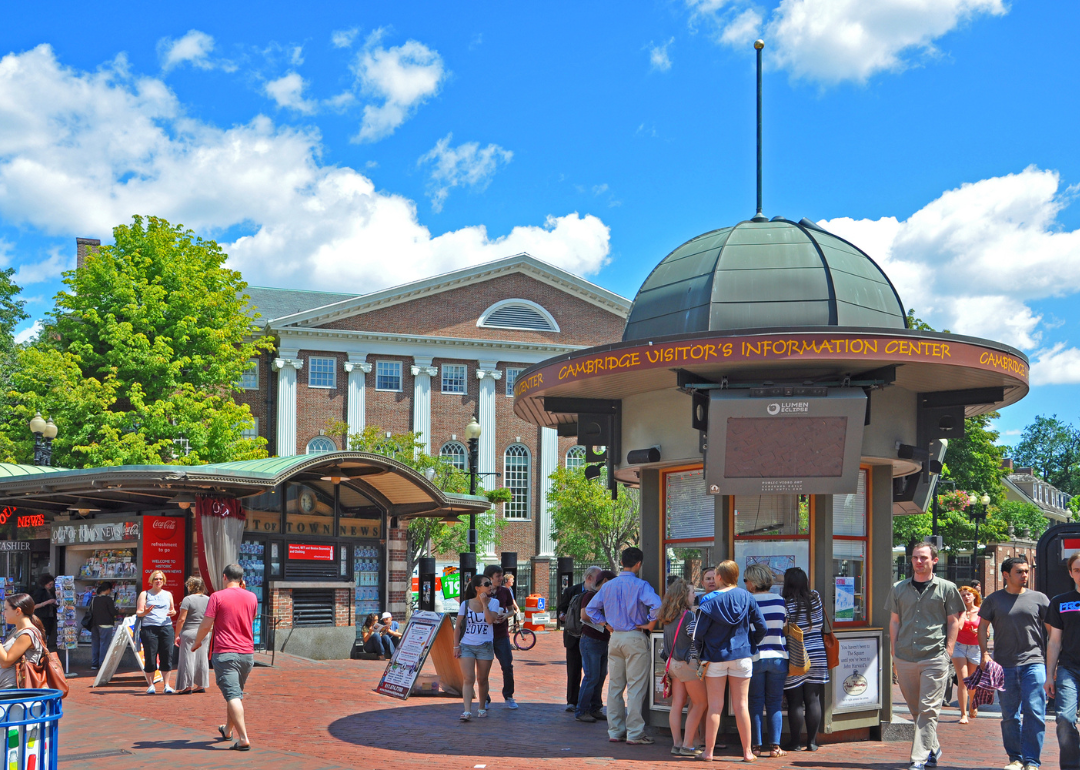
[{"x1": 2, "y1": 1, "x2": 1078, "y2": 447}]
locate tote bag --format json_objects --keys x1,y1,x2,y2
[
  {"x1": 783, "y1": 620, "x2": 811, "y2": 677},
  {"x1": 822, "y1": 603, "x2": 840, "y2": 670}
]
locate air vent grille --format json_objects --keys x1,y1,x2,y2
[{"x1": 482, "y1": 304, "x2": 555, "y2": 331}]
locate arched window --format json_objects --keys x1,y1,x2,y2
[
  {"x1": 566, "y1": 446, "x2": 586, "y2": 470},
  {"x1": 306, "y1": 437, "x2": 336, "y2": 454},
  {"x1": 440, "y1": 441, "x2": 468, "y2": 470},
  {"x1": 503, "y1": 444, "x2": 531, "y2": 520},
  {"x1": 478, "y1": 299, "x2": 559, "y2": 332}
]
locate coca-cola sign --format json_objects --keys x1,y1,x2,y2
[
  {"x1": 152, "y1": 518, "x2": 178, "y2": 535},
  {"x1": 142, "y1": 515, "x2": 186, "y2": 590}
]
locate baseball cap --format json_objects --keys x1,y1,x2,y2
[{"x1": 381, "y1": 612, "x2": 392, "y2": 619}]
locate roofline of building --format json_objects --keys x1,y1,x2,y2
[
  {"x1": 264, "y1": 253, "x2": 631, "y2": 327},
  {"x1": 1002, "y1": 474, "x2": 1070, "y2": 521},
  {"x1": 271, "y1": 326, "x2": 590, "y2": 358}
]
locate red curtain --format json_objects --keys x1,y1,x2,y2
[{"x1": 194, "y1": 497, "x2": 246, "y2": 594}]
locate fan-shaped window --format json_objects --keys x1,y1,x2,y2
[
  {"x1": 503, "y1": 445, "x2": 531, "y2": 520},
  {"x1": 566, "y1": 446, "x2": 586, "y2": 470},
  {"x1": 478, "y1": 299, "x2": 559, "y2": 332},
  {"x1": 306, "y1": 437, "x2": 336, "y2": 454},
  {"x1": 440, "y1": 441, "x2": 468, "y2": 471}
]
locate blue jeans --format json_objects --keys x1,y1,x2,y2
[
  {"x1": 91, "y1": 625, "x2": 116, "y2": 668},
  {"x1": 577, "y1": 634, "x2": 608, "y2": 717},
  {"x1": 364, "y1": 634, "x2": 394, "y2": 657},
  {"x1": 1000, "y1": 663, "x2": 1047, "y2": 766},
  {"x1": 748, "y1": 657, "x2": 787, "y2": 748},
  {"x1": 493, "y1": 636, "x2": 515, "y2": 700},
  {"x1": 1056, "y1": 666, "x2": 1080, "y2": 770}
]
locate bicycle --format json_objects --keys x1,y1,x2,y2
[{"x1": 510, "y1": 613, "x2": 536, "y2": 651}]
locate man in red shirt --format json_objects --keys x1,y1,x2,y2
[{"x1": 192, "y1": 563, "x2": 258, "y2": 751}]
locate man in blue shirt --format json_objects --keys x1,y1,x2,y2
[{"x1": 585, "y1": 547, "x2": 661, "y2": 745}]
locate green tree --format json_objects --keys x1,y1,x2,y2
[
  {"x1": 336, "y1": 425, "x2": 508, "y2": 577},
  {"x1": 0, "y1": 216, "x2": 272, "y2": 466},
  {"x1": 548, "y1": 466, "x2": 639, "y2": 571},
  {"x1": 1012, "y1": 415, "x2": 1080, "y2": 496},
  {"x1": 942, "y1": 413, "x2": 1007, "y2": 504},
  {"x1": 982, "y1": 500, "x2": 1051, "y2": 542},
  {"x1": 0, "y1": 267, "x2": 28, "y2": 463}
]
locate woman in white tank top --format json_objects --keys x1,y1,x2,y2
[{"x1": 453, "y1": 574, "x2": 504, "y2": 722}]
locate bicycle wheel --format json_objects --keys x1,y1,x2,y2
[{"x1": 513, "y1": 628, "x2": 536, "y2": 651}]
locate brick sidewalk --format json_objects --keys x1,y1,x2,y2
[{"x1": 56, "y1": 633, "x2": 1057, "y2": 769}]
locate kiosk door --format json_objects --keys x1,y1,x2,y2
[{"x1": 1036, "y1": 523, "x2": 1080, "y2": 600}]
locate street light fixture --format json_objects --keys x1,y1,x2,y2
[
  {"x1": 969, "y1": 493, "x2": 992, "y2": 583},
  {"x1": 29, "y1": 412, "x2": 58, "y2": 467},
  {"x1": 464, "y1": 416, "x2": 482, "y2": 553}
]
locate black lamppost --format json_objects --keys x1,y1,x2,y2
[
  {"x1": 465, "y1": 416, "x2": 482, "y2": 554},
  {"x1": 969, "y1": 492, "x2": 991, "y2": 577},
  {"x1": 29, "y1": 412, "x2": 58, "y2": 467}
]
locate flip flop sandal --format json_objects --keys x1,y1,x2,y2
[
  {"x1": 217, "y1": 725, "x2": 231, "y2": 741},
  {"x1": 769, "y1": 747, "x2": 787, "y2": 758},
  {"x1": 230, "y1": 742, "x2": 250, "y2": 751}
]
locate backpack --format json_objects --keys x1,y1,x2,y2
[{"x1": 564, "y1": 591, "x2": 585, "y2": 637}]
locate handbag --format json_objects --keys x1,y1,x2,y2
[
  {"x1": 821, "y1": 599, "x2": 840, "y2": 670},
  {"x1": 662, "y1": 610, "x2": 689, "y2": 699},
  {"x1": 81, "y1": 596, "x2": 95, "y2": 631},
  {"x1": 15, "y1": 629, "x2": 69, "y2": 698},
  {"x1": 784, "y1": 620, "x2": 811, "y2": 677}
]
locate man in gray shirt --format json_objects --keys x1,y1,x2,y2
[{"x1": 979, "y1": 556, "x2": 1049, "y2": 770}]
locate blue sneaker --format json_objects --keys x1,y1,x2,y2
[
  {"x1": 908, "y1": 764, "x2": 926, "y2": 770},
  {"x1": 926, "y1": 747, "x2": 942, "y2": 767}
]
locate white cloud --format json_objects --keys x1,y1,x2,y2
[
  {"x1": 14, "y1": 320, "x2": 42, "y2": 345},
  {"x1": 15, "y1": 246, "x2": 73, "y2": 285},
  {"x1": 158, "y1": 30, "x2": 217, "y2": 72},
  {"x1": 690, "y1": 0, "x2": 1006, "y2": 84},
  {"x1": 353, "y1": 34, "x2": 446, "y2": 142},
  {"x1": 264, "y1": 72, "x2": 317, "y2": 113},
  {"x1": 418, "y1": 134, "x2": 512, "y2": 212},
  {"x1": 331, "y1": 28, "x2": 359, "y2": 49},
  {"x1": 820, "y1": 166, "x2": 1080, "y2": 354},
  {"x1": 648, "y1": 39, "x2": 674, "y2": 72},
  {"x1": 1031, "y1": 344, "x2": 1080, "y2": 386},
  {"x1": 0, "y1": 238, "x2": 12, "y2": 267},
  {"x1": 0, "y1": 45, "x2": 610, "y2": 294}
]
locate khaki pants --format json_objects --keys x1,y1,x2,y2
[
  {"x1": 894, "y1": 653, "x2": 950, "y2": 764},
  {"x1": 606, "y1": 631, "x2": 651, "y2": 741}
]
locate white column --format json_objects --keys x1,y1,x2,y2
[
  {"x1": 476, "y1": 365, "x2": 502, "y2": 558},
  {"x1": 273, "y1": 356, "x2": 304, "y2": 456},
  {"x1": 538, "y1": 426, "x2": 559, "y2": 557},
  {"x1": 411, "y1": 358, "x2": 438, "y2": 455},
  {"x1": 343, "y1": 358, "x2": 371, "y2": 444}
]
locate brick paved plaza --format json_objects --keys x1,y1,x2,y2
[{"x1": 57, "y1": 632, "x2": 1060, "y2": 770}]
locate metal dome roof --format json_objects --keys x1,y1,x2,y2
[{"x1": 623, "y1": 218, "x2": 907, "y2": 342}]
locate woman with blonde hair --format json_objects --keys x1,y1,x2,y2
[
  {"x1": 744, "y1": 563, "x2": 788, "y2": 758},
  {"x1": 137, "y1": 569, "x2": 177, "y2": 694},
  {"x1": 954, "y1": 585, "x2": 983, "y2": 723},
  {"x1": 0, "y1": 593, "x2": 46, "y2": 689},
  {"x1": 695, "y1": 560, "x2": 767, "y2": 762},
  {"x1": 660, "y1": 577, "x2": 707, "y2": 757},
  {"x1": 174, "y1": 576, "x2": 211, "y2": 693}
]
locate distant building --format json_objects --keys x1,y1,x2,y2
[{"x1": 1001, "y1": 459, "x2": 1072, "y2": 524}]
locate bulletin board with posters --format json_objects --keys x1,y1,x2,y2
[{"x1": 375, "y1": 611, "x2": 460, "y2": 699}]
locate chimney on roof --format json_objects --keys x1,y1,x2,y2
[
  {"x1": 1017, "y1": 467, "x2": 1034, "y2": 476},
  {"x1": 76, "y1": 238, "x2": 100, "y2": 270},
  {"x1": 1001, "y1": 458, "x2": 1014, "y2": 471}
]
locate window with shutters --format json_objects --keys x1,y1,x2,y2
[{"x1": 478, "y1": 299, "x2": 559, "y2": 332}]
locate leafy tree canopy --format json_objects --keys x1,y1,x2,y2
[
  {"x1": 941, "y1": 412, "x2": 1007, "y2": 504},
  {"x1": 1011, "y1": 414, "x2": 1080, "y2": 496},
  {"x1": 0, "y1": 216, "x2": 271, "y2": 467},
  {"x1": 548, "y1": 466, "x2": 639, "y2": 571}
]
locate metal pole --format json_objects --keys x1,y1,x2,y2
[
  {"x1": 753, "y1": 39, "x2": 765, "y2": 222},
  {"x1": 468, "y1": 437, "x2": 478, "y2": 553}
]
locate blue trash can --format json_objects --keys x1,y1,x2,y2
[{"x1": 0, "y1": 689, "x2": 62, "y2": 770}]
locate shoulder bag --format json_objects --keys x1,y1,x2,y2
[
  {"x1": 81, "y1": 596, "x2": 96, "y2": 631},
  {"x1": 15, "y1": 629, "x2": 69, "y2": 698},
  {"x1": 821, "y1": 595, "x2": 840, "y2": 669},
  {"x1": 661, "y1": 610, "x2": 688, "y2": 700},
  {"x1": 784, "y1": 598, "x2": 811, "y2": 677}
]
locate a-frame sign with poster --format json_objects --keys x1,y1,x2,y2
[{"x1": 374, "y1": 611, "x2": 462, "y2": 699}]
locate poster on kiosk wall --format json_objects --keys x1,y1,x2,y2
[{"x1": 141, "y1": 516, "x2": 186, "y2": 591}]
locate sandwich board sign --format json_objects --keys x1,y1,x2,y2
[
  {"x1": 93, "y1": 615, "x2": 161, "y2": 687},
  {"x1": 374, "y1": 611, "x2": 460, "y2": 699}
]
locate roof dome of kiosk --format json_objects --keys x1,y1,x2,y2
[{"x1": 622, "y1": 218, "x2": 907, "y2": 341}]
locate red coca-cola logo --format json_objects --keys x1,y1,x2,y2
[{"x1": 152, "y1": 518, "x2": 178, "y2": 534}]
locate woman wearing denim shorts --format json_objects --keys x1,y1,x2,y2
[
  {"x1": 454, "y1": 574, "x2": 503, "y2": 721},
  {"x1": 953, "y1": 586, "x2": 983, "y2": 723}
]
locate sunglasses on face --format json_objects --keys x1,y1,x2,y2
[{"x1": 481, "y1": 582, "x2": 492, "y2": 588}]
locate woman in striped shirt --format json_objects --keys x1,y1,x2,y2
[
  {"x1": 744, "y1": 564, "x2": 788, "y2": 758},
  {"x1": 782, "y1": 568, "x2": 829, "y2": 753}
]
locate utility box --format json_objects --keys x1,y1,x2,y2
[{"x1": 1036, "y1": 523, "x2": 1080, "y2": 600}]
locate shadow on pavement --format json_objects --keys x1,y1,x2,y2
[{"x1": 130, "y1": 739, "x2": 225, "y2": 752}]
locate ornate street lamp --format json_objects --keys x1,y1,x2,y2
[
  {"x1": 969, "y1": 493, "x2": 992, "y2": 581},
  {"x1": 29, "y1": 412, "x2": 58, "y2": 467},
  {"x1": 464, "y1": 416, "x2": 482, "y2": 553}
]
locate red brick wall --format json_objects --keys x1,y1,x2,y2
[
  {"x1": 367, "y1": 355, "x2": 414, "y2": 439},
  {"x1": 295, "y1": 350, "x2": 348, "y2": 454},
  {"x1": 237, "y1": 353, "x2": 274, "y2": 452},
  {"x1": 388, "y1": 522, "x2": 409, "y2": 613},
  {"x1": 321, "y1": 274, "x2": 625, "y2": 346}
]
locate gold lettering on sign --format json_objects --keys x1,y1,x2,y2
[{"x1": 979, "y1": 351, "x2": 1028, "y2": 378}]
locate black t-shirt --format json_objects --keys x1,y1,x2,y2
[
  {"x1": 1047, "y1": 590, "x2": 1080, "y2": 672},
  {"x1": 31, "y1": 586, "x2": 55, "y2": 620},
  {"x1": 912, "y1": 578, "x2": 930, "y2": 594}
]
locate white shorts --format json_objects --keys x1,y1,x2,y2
[{"x1": 704, "y1": 658, "x2": 753, "y2": 679}]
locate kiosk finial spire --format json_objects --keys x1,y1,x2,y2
[{"x1": 752, "y1": 39, "x2": 767, "y2": 223}]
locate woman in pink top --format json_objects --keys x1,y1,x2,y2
[{"x1": 952, "y1": 586, "x2": 982, "y2": 723}]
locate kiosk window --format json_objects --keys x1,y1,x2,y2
[
  {"x1": 733, "y1": 494, "x2": 811, "y2": 594},
  {"x1": 286, "y1": 484, "x2": 334, "y2": 537},
  {"x1": 833, "y1": 468, "x2": 869, "y2": 625},
  {"x1": 661, "y1": 466, "x2": 719, "y2": 586}
]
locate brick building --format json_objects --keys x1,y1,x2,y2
[{"x1": 239, "y1": 253, "x2": 630, "y2": 561}]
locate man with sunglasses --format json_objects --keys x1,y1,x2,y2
[{"x1": 484, "y1": 565, "x2": 519, "y2": 710}]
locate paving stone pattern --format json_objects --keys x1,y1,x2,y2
[{"x1": 60, "y1": 632, "x2": 1059, "y2": 769}]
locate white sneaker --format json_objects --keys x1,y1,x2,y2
[
  {"x1": 505, "y1": 698, "x2": 519, "y2": 710},
  {"x1": 146, "y1": 685, "x2": 156, "y2": 695},
  {"x1": 1022, "y1": 765, "x2": 1040, "y2": 770},
  {"x1": 1003, "y1": 762, "x2": 1024, "y2": 770},
  {"x1": 164, "y1": 687, "x2": 176, "y2": 694}
]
